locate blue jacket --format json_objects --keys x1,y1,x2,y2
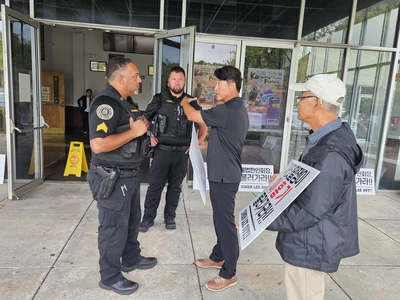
[{"x1": 268, "y1": 122, "x2": 364, "y2": 273}]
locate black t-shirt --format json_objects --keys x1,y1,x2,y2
[
  {"x1": 200, "y1": 97, "x2": 249, "y2": 183},
  {"x1": 89, "y1": 85, "x2": 141, "y2": 169}
]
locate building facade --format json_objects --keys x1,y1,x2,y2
[{"x1": 0, "y1": 0, "x2": 399, "y2": 199}]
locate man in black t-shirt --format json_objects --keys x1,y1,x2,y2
[
  {"x1": 88, "y1": 57, "x2": 157, "y2": 295},
  {"x1": 181, "y1": 66, "x2": 249, "y2": 292}
]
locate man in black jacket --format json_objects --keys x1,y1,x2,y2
[
  {"x1": 77, "y1": 88, "x2": 92, "y2": 134},
  {"x1": 267, "y1": 74, "x2": 364, "y2": 300}
]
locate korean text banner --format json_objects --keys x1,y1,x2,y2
[{"x1": 239, "y1": 160, "x2": 320, "y2": 250}]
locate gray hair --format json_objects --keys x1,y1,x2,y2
[
  {"x1": 106, "y1": 57, "x2": 133, "y2": 81},
  {"x1": 321, "y1": 100, "x2": 340, "y2": 115}
]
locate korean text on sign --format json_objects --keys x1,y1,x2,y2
[{"x1": 239, "y1": 160, "x2": 320, "y2": 250}]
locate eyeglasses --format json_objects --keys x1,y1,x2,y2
[{"x1": 295, "y1": 95, "x2": 317, "y2": 103}]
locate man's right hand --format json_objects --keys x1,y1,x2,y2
[
  {"x1": 129, "y1": 117, "x2": 148, "y2": 136},
  {"x1": 268, "y1": 173, "x2": 280, "y2": 184},
  {"x1": 150, "y1": 135, "x2": 158, "y2": 147}
]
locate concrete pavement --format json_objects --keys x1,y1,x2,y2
[{"x1": 0, "y1": 181, "x2": 399, "y2": 300}]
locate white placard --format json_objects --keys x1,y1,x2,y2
[
  {"x1": 193, "y1": 162, "x2": 209, "y2": 190},
  {"x1": 239, "y1": 160, "x2": 320, "y2": 250},
  {"x1": 193, "y1": 163, "x2": 274, "y2": 192},
  {"x1": 189, "y1": 123, "x2": 207, "y2": 204},
  {"x1": 355, "y1": 168, "x2": 375, "y2": 195},
  {"x1": 0, "y1": 154, "x2": 5, "y2": 184}
]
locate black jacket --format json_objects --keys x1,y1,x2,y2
[
  {"x1": 268, "y1": 122, "x2": 364, "y2": 273},
  {"x1": 77, "y1": 95, "x2": 92, "y2": 112}
]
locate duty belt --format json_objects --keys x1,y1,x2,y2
[
  {"x1": 91, "y1": 164, "x2": 138, "y2": 178},
  {"x1": 157, "y1": 144, "x2": 188, "y2": 152}
]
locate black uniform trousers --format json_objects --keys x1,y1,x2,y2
[
  {"x1": 81, "y1": 111, "x2": 89, "y2": 133},
  {"x1": 87, "y1": 167, "x2": 142, "y2": 285},
  {"x1": 208, "y1": 181, "x2": 240, "y2": 279},
  {"x1": 142, "y1": 148, "x2": 188, "y2": 224}
]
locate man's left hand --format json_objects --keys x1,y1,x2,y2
[
  {"x1": 182, "y1": 96, "x2": 197, "y2": 105},
  {"x1": 199, "y1": 140, "x2": 208, "y2": 150}
]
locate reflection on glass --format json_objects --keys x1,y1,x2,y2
[
  {"x1": 242, "y1": 46, "x2": 291, "y2": 171},
  {"x1": 193, "y1": 42, "x2": 236, "y2": 108},
  {"x1": 297, "y1": 46, "x2": 344, "y2": 81},
  {"x1": 9, "y1": 20, "x2": 39, "y2": 181},
  {"x1": 161, "y1": 37, "x2": 181, "y2": 91},
  {"x1": 344, "y1": 50, "x2": 391, "y2": 177},
  {"x1": 380, "y1": 63, "x2": 400, "y2": 189},
  {"x1": 302, "y1": 0, "x2": 351, "y2": 43},
  {"x1": 289, "y1": 46, "x2": 345, "y2": 162},
  {"x1": 186, "y1": 0, "x2": 300, "y2": 39},
  {"x1": 164, "y1": 0, "x2": 182, "y2": 30},
  {"x1": 190, "y1": 41, "x2": 238, "y2": 179},
  {"x1": 11, "y1": 0, "x2": 30, "y2": 15},
  {"x1": 352, "y1": 0, "x2": 399, "y2": 48},
  {"x1": 34, "y1": 0, "x2": 160, "y2": 28}
]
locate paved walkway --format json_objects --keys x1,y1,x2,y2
[{"x1": 0, "y1": 182, "x2": 399, "y2": 300}]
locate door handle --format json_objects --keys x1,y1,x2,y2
[
  {"x1": 29, "y1": 116, "x2": 50, "y2": 130},
  {"x1": 10, "y1": 116, "x2": 50, "y2": 133},
  {"x1": 40, "y1": 115, "x2": 49, "y2": 128},
  {"x1": 42, "y1": 102, "x2": 65, "y2": 107},
  {"x1": 10, "y1": 119, "x2": 22, "y2": 133}
]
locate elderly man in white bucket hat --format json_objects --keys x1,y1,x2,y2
[{"x1": 266, "y1": 74, "x2": 364, "y2": 300}]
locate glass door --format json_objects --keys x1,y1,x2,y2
[
  {"x1": 153, "y1": 26, "x2": 196, "y2": 94},
  {"x1": 1, "y1": 5, "x2": 43, "y2": 199},
  {"x1": 153, "y1": 26, "x2": 196, "y2": 195},
  {"x1": 239, "y1": 41, "x2": 295, "y2": 173}
]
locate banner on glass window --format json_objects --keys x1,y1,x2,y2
[
  {"x1": 193, "y1": 163, "x2": 274, "y2": 192},
  {"x1": 239, "y1": 160, "x2": 320, "y2": 250},
  {"x1": 355, "y1": 168, "x2": 375, "y2": 195},
  {"x1": 245, "y1": 68, "x2": 284, "y2": 128},
  {"x1": 240, "y1": 165, "x2": 274, "y2": 192}
]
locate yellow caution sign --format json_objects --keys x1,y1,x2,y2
[{"x1": 63, "y1": 141, "x2": 89, "y2": 177}]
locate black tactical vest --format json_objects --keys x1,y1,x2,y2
[
  {"x1": 154, "y1": 91, "x2": 193, "y2": 145},
  {"x1": 91, "y1": 87, "x2": 144, "y2": 164}
]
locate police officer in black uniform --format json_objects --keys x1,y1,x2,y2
[
  {"x1": 87, "y1": 57, "x2": 157, "y2": 295},
  {"x1": 139, "y1": 66, "x2": 207, "y2": 232}
]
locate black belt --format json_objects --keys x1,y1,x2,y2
[
  {"x1": 157, "y1": 144, "x2": 188, "y2": 152},
  {"x1": 91, "y1": 165, "x2": 138, "y2": 178}
]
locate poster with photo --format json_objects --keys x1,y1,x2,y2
[
  {"x1": 245, "y1": 68, "x2": 284, "y2": 127},
  {"x1": 193, "y1": 65, "x2": 223, "y2": 108}
]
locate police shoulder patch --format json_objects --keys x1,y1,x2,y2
[{"x1": 96, "y1": 104, "x2": 114, "y2": 120}]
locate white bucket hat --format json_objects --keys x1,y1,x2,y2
[{"x1": 290, "y1": 74, "x2": 346, "y2": 106}]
